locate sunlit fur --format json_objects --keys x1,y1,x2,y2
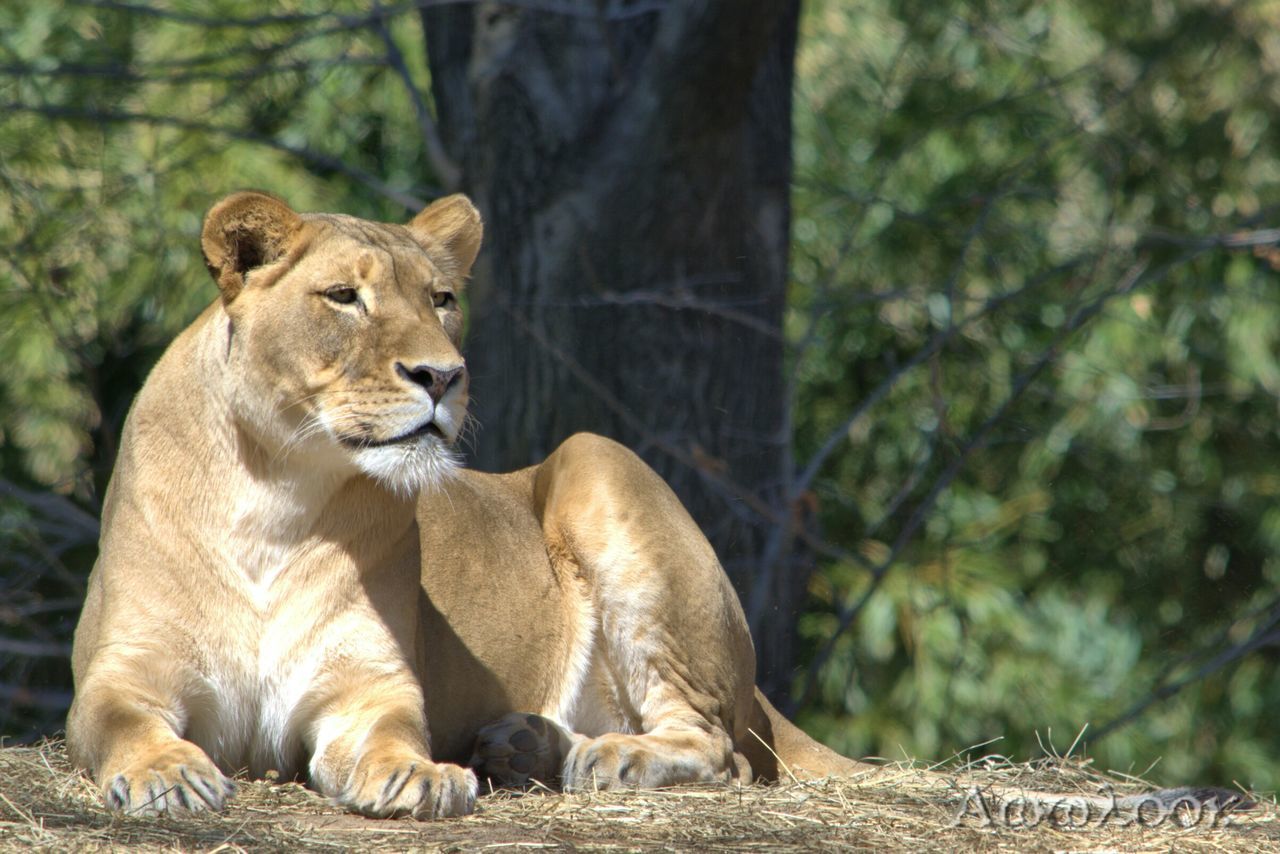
[
  {"x1": 67, "y1": 191, "x2": 485, "y2": 821},
  {"x1": 352, "y1": 439, "x2": 462, "y2": 498},
  {"x1": 305, "y1": 394, "x2": 469, "y2": 497}
]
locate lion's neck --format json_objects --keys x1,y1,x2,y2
[
  {"x1": 223, "y1": 462, "x2": 351, "y2": 588},
  {"x1": 126, "y1": 306, "x2": 416, "y2": 588}
]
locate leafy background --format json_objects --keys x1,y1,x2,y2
[{"x1": 2, "y1": 0, "x2": 1278, "y2": 795}]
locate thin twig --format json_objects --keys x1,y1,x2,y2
[
  {"x1": 372, "y1": 0, "x2": 461, "y2": 191},
  {"x1": 0, "y1": 101, "x2": 430, "y2": 211},
  {"x1": 1091, "y1": 599, "x2": 1280, "y2": 743}
]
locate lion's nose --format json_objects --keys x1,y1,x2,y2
[{"x1": 396, "y1": 362, "x2": 465, "y2": 403}]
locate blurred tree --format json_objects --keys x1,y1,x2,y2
[
  {"x1": 789, "y1": 0, "x2": 1280, "y2": 791},
  {"x1": 421, "y1": 1, "x2": 805, "y2": 695}
]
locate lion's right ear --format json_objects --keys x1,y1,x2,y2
[
  {"x1": 407, "y1": 194, "x2": 483, "y2": 278},
  {"x1": 201, "y1": 191, "x2": 304, "y2": 302}
]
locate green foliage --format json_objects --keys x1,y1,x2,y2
[
  {"x1": 0, "y1": 1, "x2": 434, "y2": 498},
  {"x1": 792, "y1": 0, "x2": 1280, "y2": 792}
]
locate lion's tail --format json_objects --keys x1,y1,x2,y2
[{"x1": 741, "y1": 688, "x2": 879, "y2": 782}]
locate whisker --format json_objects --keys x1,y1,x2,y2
[
  {"x1": 277, "y1": 386, "x2": 412, "y2": 413},
  {"x1": 456, "y1": 412, "x2": 482, "y2": 458},
  {"x1": 272, "y1": 406, "x2": 369, "y2": 463}
]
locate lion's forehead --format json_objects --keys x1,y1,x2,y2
[
  {"x1": 296, "y1": 213, "x2": 454, "y2": 291},
  {"x1": 303, "y1": 212, "x2": 423, "y2": 252}
]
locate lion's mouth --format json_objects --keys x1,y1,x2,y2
[{"x1": 341, "y1": 420, "x2": 448, "y2": 449}]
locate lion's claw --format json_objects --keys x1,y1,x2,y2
[
  {"x1": 104, "y1": 742, "x2": 234, "y2": 815},
  {"x1": 341, "y1": 752, "x2": 477, "y2": 819}
]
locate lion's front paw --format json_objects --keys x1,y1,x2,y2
[
  {"x1": 471, "y1": 712, "x2": 577, "y2": 788},
  {"x1": 342, "y1": 751, "x2": 477, "y2": 819},
  {"x1": 104, "y1": 741, "x2": 235, "y2": 815}
]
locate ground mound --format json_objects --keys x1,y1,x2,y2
[{"x1": 0, "y1": 741, "x2": 1272, "y2": 852}]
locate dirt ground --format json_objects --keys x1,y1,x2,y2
[{"x1": 0, "y1": 740, "x2": 1274, "y2": 852}]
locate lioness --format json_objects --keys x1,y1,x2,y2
[
  {"x1": 69, "y1": 192, "x2": 1244, "y2": 821},
  {"x1": 67, "y1": 190, "x2": 846, "y2": 820}
]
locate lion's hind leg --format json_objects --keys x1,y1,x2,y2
[{"x1": 523, "y1": 433, "x2": 758, "y2": 792}]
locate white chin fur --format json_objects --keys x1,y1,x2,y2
[{"x1": 353, "y1": 436, "x2": 461, "y2": 497}]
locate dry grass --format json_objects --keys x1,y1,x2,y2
[{"x1": 0, "y1": 740, "x2": 1274, "y2": 852}]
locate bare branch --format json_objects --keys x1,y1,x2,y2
[
  {"x1": 372, "y1": 1, "x2": 461, "y2": 191},
  {"x1": 0, "y1": 639, "x2": 72, "y2": 659},
  {"x1": 501, "y1": 303, "x2": 783, "y2": 521},
  {"x1": 0, "y1": 479, "x2": 99, "y2": 543},
  {"x1": 56, "y1": 2, "x2": 409, "y2": 72},
  {"x1": 1091, "y1": 595, "x2": 1280, "y2": 743},
  {"x1": 68, "y1": 0, "x2": 425, "y2": 30},
  {"x1": 575, "y1": 284, "x2": 784, "y2": 342},
  {"x1": 0, "y1": 56, "x2": 388, "y2": 86},
  {"x1": 69, "y1": 0, "x2": 669, "y2": 30},
  {"x1": 1139, "y1": 226, "x2": 1280, "y2": 250},
  {"x1": 0, "y1": 101, "x2": 430, "y2": 212},
  {"x1": 792, "y1": 252, "x2": 1097, "y2": 504}
]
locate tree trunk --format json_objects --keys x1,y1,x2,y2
[{"x1": 422, "y1": 0, "x2": 803, "y2": 699}]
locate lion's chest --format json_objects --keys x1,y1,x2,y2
[
  {"x1": 186, "y1": 534, "x2": 367, "y2": 779},
  {"x1": 187, "y1": 484, "x2": 334, "y2": 773},
  {"x1": 181, "y1": 477, "x2": 415, "y2": 780},
  {"x1": 186, "y1": 583, "x2": 332, "y2": 778}
]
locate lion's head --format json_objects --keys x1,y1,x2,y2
[{"x1": 199, "y1": 191, "x2": 482, "y2": 495}]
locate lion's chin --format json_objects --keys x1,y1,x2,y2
[{"x1": 352, "y1": 437, "x2": 462, "y2": 498}]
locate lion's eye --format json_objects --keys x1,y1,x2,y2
[
  {"x1": 324, "y1": 286, "x2": 359, "y2": 306},
  {"x1": 432, "y1": 291, "x2": 456, "y2": 309}
]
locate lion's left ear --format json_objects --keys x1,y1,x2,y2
[{"x1": 407, "y1": 194, "x2": 483, "y2": 277}]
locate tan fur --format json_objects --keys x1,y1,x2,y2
[
  {"x1": 69, "y1": 192, "x2": 483, "y2": 818},
  {"x1": 71, "y1": 193, "x2": 1233, "y2": 824}
]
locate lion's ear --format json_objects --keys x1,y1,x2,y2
[
  {"x1": 201, "y1": 191, "x2": 304, "y2": 302},
  {"x1": 406, "y1": 194, "x2": 483, "y2": 277}
]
